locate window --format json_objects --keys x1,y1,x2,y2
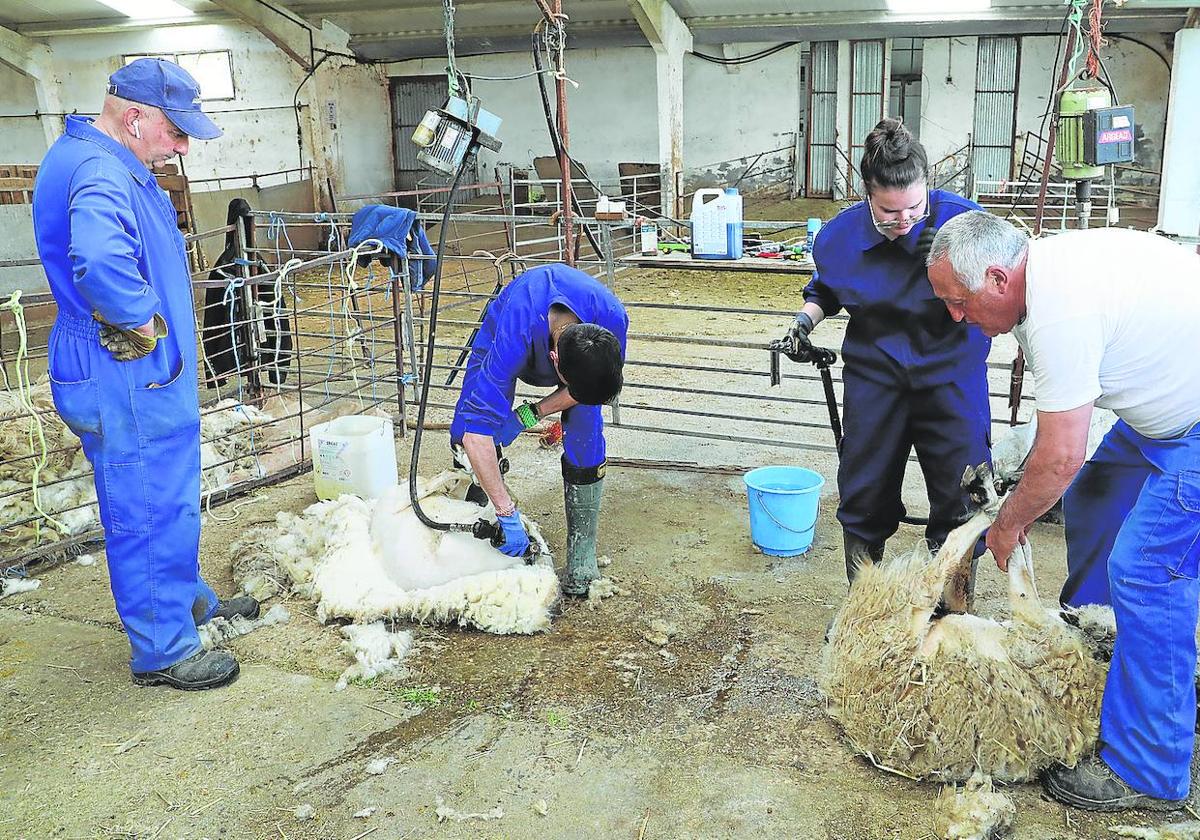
[
  {"x1": 889, "y1": 38, "x2": 924, "y2": 139},
  {"x1": 122, "y1": 50, "x2": 235, "y2": 101}
]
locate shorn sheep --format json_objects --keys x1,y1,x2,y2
[{"x1": 821, "y1": 464, "x2": 1115, "y2": 783}]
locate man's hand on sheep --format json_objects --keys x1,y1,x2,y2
[{"x1": 986, "y1": 522, "x2": 1029, "y2": 572}]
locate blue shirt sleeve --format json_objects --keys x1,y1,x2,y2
[
  {"x1": 457, "y1": 313, "x2": 529, "y2": 437},
  {"x1": 67, "y1": 161, "x2": 162, "y2": 329}
]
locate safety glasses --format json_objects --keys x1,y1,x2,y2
[{"x1": 867, "y1": 189, "x2": 930, "y2": 231}]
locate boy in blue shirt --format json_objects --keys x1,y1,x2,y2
[{"x1": 450, "y1": 264, "x2": 627, "y2": 596}]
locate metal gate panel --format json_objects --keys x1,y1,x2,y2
[
  {"x1": 806, "y1": 41, "x2": 838, "y2": 196},
  {"x1": 849, "y1": 39, "x2": 885, "y2": 195},
  {"x1": 971, "y1": 37, "x2": 1020, "y2": 186}
]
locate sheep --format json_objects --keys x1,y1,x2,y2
[
  {"x1": 0, "y1": 381, "x2": 303, "y2": 554},
  {"x1": 820, "y1": 464, "x2": 1114, "y2": 783}
]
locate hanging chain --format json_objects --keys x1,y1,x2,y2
[{"x1": 443, "y1": 0, "x2": 460, "y2": 98}]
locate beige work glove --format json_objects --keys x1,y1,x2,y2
[{"x1": 93, "y1": 312, "x2": 168, "y2": 361}]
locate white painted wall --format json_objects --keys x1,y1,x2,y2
[
  {"x1": 386, "y1": 48, "x2": 660, "y2": 186},
  {"x1": 1159, "y1": 28, "x2": 1200, "y2": 238},
  {"x1": 919, "y1": 37, "x2": 979, "y2": 165},
  {"x1": 0, "y1": 22, "x2": 393, "y2": 196},
  {"x1": 0, "y1": 64, "x2": 48, "y2": 164}
]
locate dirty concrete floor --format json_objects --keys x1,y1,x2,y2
[
  {"x1": 1, "y1": 196, "x2": 1188, "y2": 839},
  {"x1": 5, "y1": 451, "x2": 1189, "y2": 840}
]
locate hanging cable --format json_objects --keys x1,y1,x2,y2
[
  {"x1": 408, "y1": 155, "x2": 474, "y2": 533},
  {"x1": 692, "y1": 42, "x2": 800, "y2": 66}
]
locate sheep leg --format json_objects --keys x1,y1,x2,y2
[
  {"x1": 936, "y1": 462, "x2": 1001, "y2": 614},
  {"x1": 911, "y1": 508, "x2": 995, "y2": 636},
  {"x1": 1007, "y1": 540, "x2": 1049, "y2": 626}
]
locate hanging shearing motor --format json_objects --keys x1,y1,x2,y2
[
  {"x1": 411, "y1": 95, "x2": 503, "y2": 176},
  {"x1": 1054, "y1": 82, "x2": 1136, "y2": 228}
]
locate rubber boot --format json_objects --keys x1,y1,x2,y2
[
  {"x1": 192, "y1": 593, "x2": 261, "y2": 625},
  {"x1": 843, "y1": 530, "x2": 884, "y2": 585},
  {"x1": 562, "y1": 477, "x2": 603, "y2": 596}
]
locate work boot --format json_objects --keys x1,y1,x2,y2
[
  {"x1": 562, "y1": 474, "x2": 604, "y2": 597},
  {"x1": 1042, "y1": 755, "x2": 1184, "y2": 812},
  {"x1": 843, "y1": 530, "x2": 884, "y2": 585},
  {"x1": 192, "y1": 593, "x2": 260, "y2": 625},
  {"x1": 131, "y1": 649, "x2": 240, "y2": 691}
]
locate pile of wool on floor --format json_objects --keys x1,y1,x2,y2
[{"x1": 231, "y1": 471, "x2": 561, "y2": 635}]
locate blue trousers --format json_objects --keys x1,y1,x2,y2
[
  {"x1": 1060, "y1": 419, "x2": 1200, "y2": 799},
  {"x1": 837, "y1": 369, "x2": 992, "y2": 548},
  {"x1": 49, "y1": 313, "x2": 215, "y2": 673}
]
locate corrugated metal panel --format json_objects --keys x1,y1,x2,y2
[
  {"x1": 971, "y1": 37, "x2": 1019, "y2": 186},
  {"x1": 808, "y1": 41, "x2": 838, "y2": 195},
  {"x1": 392, "y1": 76, "x2": 449, "y2": 195},
  {"x1": 850, "y1": 40, "x2": 885, "y2": 195},
  {"x1": 852, "y1": 41, "x2": 884, "y2": 93}
]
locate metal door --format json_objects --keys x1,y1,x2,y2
[
  {"x1": 806, "y1": 41, "x2": 838, "y2": 197},
  {"x1": 971, "y1": 37, "x2": 1020, "y2": 190},
  {"x1": 391, "y1": 76, "x2": 479, "y2": 205},
  {"x1": 849, "y1": 39, "x2": 886, "y2": 196}
]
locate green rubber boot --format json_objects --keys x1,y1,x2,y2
[{"x1": 563, "y1": 477, "x2": 604, "y2": 596}]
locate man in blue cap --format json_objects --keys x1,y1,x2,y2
[
  {"x1": 32, "y1": 58, "x2": 257, "y2": 690},
  {"x1": 449, "y1": 264, "x2": 627, "y2": 595}
]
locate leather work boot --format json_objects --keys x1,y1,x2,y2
[
  {"x1": 213, "y1": 595, "x2": 260, "y2": 621},
  {"x1": 1042, "y1": 755, "x2": 1184, "y2": 812},
  {"x1": 192, "y1": 594, "x2": 260, "y2": 625},
  {"x1": 562, "y1": 477, "x2": 603, "y2": 596},
  {"x1": 131, "y1": 649, "x2": 240, "y2": 691},
  {"x1": 842, "y1": 530, "x2": 884, "y2": 585}
]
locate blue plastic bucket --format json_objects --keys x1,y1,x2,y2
[{"x1": 743, "y1": 466, "x2": 826, "y2": 556}]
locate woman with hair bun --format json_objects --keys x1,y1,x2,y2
[{"x1": 776, "y1": 117, "x2": 992, "y2": 597}]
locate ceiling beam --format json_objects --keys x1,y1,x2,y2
[
  {"x1": 207, "y1": 0, "x2": 314, "y2": 68},
  {"x1": 13, "y1": 13, "x2": 235, "y2": 38}
]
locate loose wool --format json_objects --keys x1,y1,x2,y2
[
  {"x1": 933, "y1": 771, "x2": 1015, "y2": 840},
  {"x1": 197, "y1": 603, "x2": 291, "y2": 649},
  {"x1": 334, "y1": 622, "x2": 414, "y2": 691},
  {"x1": 231, "y1": 471, "x2": 561, "y2": 635},
  {"x1": 821, "y1": 502, "x2": 1114, "y2": 782}
]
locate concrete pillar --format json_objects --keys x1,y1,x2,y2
[
  {"x1": 0, "y1": 25, "x2": 64, "y2": 148},
  {"x1": 629, "y1": 0, "x2": 693, "y2": 218},
  {"x1": 1158, "y1": 28, "x2": 1200, "y2": 239}
]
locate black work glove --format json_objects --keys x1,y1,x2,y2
[
  {"x1": 94, "y1": 312, "x2": 168, "y2": 362},
  {"x1": 771, "y1": 312, "x2": 816, "y2": 363},
  {"x1": 915, "y1": 224, "x2": 939, "y2": 264}
]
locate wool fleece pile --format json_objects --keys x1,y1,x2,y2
[{"x1": 231, "y1": 471, "x2": 561, "y2": 634}]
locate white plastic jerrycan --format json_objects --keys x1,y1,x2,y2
[
  {"x1": 310, "y1": 414, "x2": 398, "y2": 500},
  {"x1": 690, "y1": 188, "x2": 744, "y2": 260}
]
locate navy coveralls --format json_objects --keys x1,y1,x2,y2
[
  {"x1": 450, "y1": 264, "x2": 628, "y2": 469},
  {"x1": 803, "y1": 189, "x2": 992, "y2": 548},
  {"x1": 33, "y1": 115, "x2": 217, "y2": 672}
]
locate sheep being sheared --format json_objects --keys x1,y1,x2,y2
[
  {"x1": 230, "y1": 470, "x2": 561, "y2": 635},
  {"x1": 821, "y1": 464, "x2": 1115, "y2": 783}
]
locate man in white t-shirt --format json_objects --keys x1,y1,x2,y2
[{"x1": 926, "y1": 211, "x2": 1200, "y2": 814}]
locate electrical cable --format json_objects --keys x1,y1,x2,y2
[
  {"x1": 292, "y1": 52, "x2": 331, "y2": 169},
  {"x1": 691, "y1": 42, "x2": 800, "y2": 65},
  {"x1": 530, "y1": 29, "x2": 605, "y2": 261},
  {"x1": 408, "y1": 154, "x2": 474, "y2": 533}
]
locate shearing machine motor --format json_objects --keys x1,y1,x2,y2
[{"x1": 1055, "y1": 83, "x2": 1136, "y2": 228}]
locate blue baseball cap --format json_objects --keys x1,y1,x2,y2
[{"x1": 107, "y1": 58, "x2": 221, "y2": 141}]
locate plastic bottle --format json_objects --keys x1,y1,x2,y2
[
  {"x1": 690, "y1": 188, "x2": 744, "y2": 260},
  {"x1": 639, "y1": 217, "x2": 658, "y2": 255},
  {"x1": 805, "y1": 217, "x2": 822, "y2": 254}
]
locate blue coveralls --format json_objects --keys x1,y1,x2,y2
[
  {"x1": 1060, "y1": 419, "x2": 1200, "y2": 799},
  {"x1": 32, "y1": 115, "x2": 217, "y2": 673},
  {"x1": 449, "y1": 264, "x2": 628, "y2": 470},
  {"x1": 803, "y1": 190, "x2": 992, "y2": 548}
]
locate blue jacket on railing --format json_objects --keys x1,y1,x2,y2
[{"x1": 347, "y1": 204, "x2": 437, "y2": 290}]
